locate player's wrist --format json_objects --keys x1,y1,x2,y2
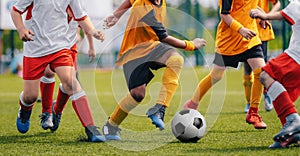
[
  {"x1": 184, "y1": 40, "x2": 195, "y2": 51},
  {"x1": 230, "y1": 20, "x2": 243, "y2": 32}
]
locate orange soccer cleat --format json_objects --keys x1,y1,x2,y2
[{"x1": 246, "y1": 112, "x2": 267, "y2": 129}]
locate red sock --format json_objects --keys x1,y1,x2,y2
[
  {"x1": 72, "y1": 95, "x2": 94, "y2": 127},
  {"x1": 248, "y1": 107, "x2": 258, "y2": 114},
  {"x1": 273, "y1": 92, "x2": 297, "y2": 126},
  {"x1": 54, "y1": 86, "x2": 70, "y2": 114},
  {"x1": 40, "y1": 81, "x2": 55, "y2": 113},
  {"x1": 19, "y1": 100, "x2": 33, "y2": 111}
]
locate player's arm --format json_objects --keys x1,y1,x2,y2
[
  {"x1": 104, "y1": 0, "x2": 132, "y2": 29},
  {"x1": 84, "y1": 29, "x2": 96, "y2": 62},
  {"x1": 220, "y1": 0, "x2": 256, "y2": 40},
  {"x1": 250, "y1": 8, "x2": 283, "y2": 21},
  {"x1": 11, "y1": 5, "x2": 34, "y2": 41},
  {"x1": 140, "y1": 10, "x2": 205, "y2": 50},
  {"x1": 270, "y1": 0, "x2": 281, "y2": 13}
]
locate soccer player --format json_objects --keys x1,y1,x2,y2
[
  {"x1": 250, "y1": 0, "x2": 300, "y2": 148},
  {"x1": 11, "y1": 0, "x2": 106, "y2": 142},
  {"x1": 101, "y1": 0, "x2": 206, "y2": 140},
  {"x1": 39, "y1": 7, "x2": 96, "y2": 131},
  {"x1": 184, "y1": 0, "x2": 267, "y2": 129},
  {"x1": 243, "y1": 0, "x2": 281, "y2": 113}
]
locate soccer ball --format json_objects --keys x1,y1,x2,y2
[{"x1": 171, "y1": 109, "x2": 206, "y2": 143}]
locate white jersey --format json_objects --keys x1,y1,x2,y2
[
  {"x1": 67, "y1": 17, "x2": 79, "y2": 47},
  {"x1": 281, "y1": 0, "x2": 300, "y2": 64},
  {"x1": 13, "y1": 0, "x2": 86, "y2": 57}
]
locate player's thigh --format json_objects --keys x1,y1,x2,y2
[
  {"x1": 247, "y1": 57, "x2": 265, "y2": 71},
  {"x1": 156, "y1": 49, "x2": 180, "y2": 64}
]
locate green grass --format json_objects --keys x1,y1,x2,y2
[{"x1": 0, "y1": 67, "x2": 300, "y2": 155}]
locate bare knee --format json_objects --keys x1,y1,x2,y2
[
  {"x1": 130, "y1": 85, "x2": 146, "y2": 102},
  {"x1": 22, "y1": 94, "x2": 38, "y2": 104},
  {"x1": 259, "y1": 71, "x2": 273, "y2": 88}
]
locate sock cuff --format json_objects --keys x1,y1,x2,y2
[
  {"x1": 268, "y1": 81, "x2": 286, "y2": 101},
  {"x1": 253, "y1": 68, "x2": 262, "y2": 75},
  {"x1": 119, "y1": 94, "x2": 140, "y2": 113},
  {"x1": 70, "y1": 91, "x2": 86, "y2": 101},
  {"x1": 19, "y1": 91, "x2": 34, "y2": 107},
  {"x1": 59, "y1": 83, "x2": 68, "y2": 94},
  {"x1": 166, "y1": 55, "x2": 184, "y2": 66},
  {"x1": 40, "y1": 76, "x2": 55, "y2": 83}
]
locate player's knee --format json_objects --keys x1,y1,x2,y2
[
  {"x1": 130, "y1": 86, "x2": 146, "y2": 102},
  {"x1": 166, "y1": 55, "x2": 184, "y2": 68},
  {"x1": 23, "y1": 95, "x2": 38, "y2": 104},
  {"x1": 259, "y1": 71, "x2": 268, "y2": 86},
  {"x1": 210, "y1": 69, "x2": 224, "y2": 83}
]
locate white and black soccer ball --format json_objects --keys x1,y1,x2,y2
[{"x1": 171, "y1": 109, "x2": 206, "y2": 143}]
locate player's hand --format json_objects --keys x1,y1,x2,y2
[
  {"x1": 238, "y1": 27, "x2": 256, "y2": 40},
  {"x1": 88, "y1": 49, "x2": 96, "y2": 62},
  {"x1": 18, "y1": 27, "x2": 34, "y2": 42},
  {"x1": 103, "y1": 14, "x2": 119, "y2": 29},
  {"x1": 192, "y1": 38, "x2": 206, "y2": 50},
  {"x1": 259, "y1": 20, "x2": 271, "y2": 29},
  {"x1": 250, "y1": 7, "x2": 267, "y2": 20},
  {"x1": 91, "y1": 29, "x2": 105, "y2": 42}
]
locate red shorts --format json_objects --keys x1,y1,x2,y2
[
  {"x1": 262, "y1": 53, "x2": 300, "y2": 101},
  {"x1": 70, "y1": 44, "x2": 78, "y2": 70},
  {"x1": 23, "y1": 49, "x2": 74, "y2": 80}
]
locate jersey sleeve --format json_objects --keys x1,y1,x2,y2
[
  {"x1": 140, "y1": 9, "x2": 168, "y2": 40},
  {"x1": 220, "y1": 0, "x2": 233, "y2": 14},
  {"x1": 13, "y1": 0, "x2": 34, "y2": 14},
  {"x1": 69, "y1": 0, "x2": 88, "y2": 21},
  {"x1": 280, "y1": 0, "x2": 300, "y2": 25}
]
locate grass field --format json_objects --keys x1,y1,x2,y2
[{"x1": 0, "y1": 66, "x2": 300, "y2": 155}]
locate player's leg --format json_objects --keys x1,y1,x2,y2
[
  {"x1": 245, "y1": 52, "x2": 267, "y2": 129},
  {"x1": 261, "y1": 41, "x2": 273, "y2": 111},
  {"x1": 184, "y1": 64, "x2": 225, "y2": 110},
  {"x1": 147, "y1": 49, "x2": 184, "y2": 130},
  {"x1": 54, "y1": 50, "x2": 105, "y2": 142},
  {"x1": 39, "y1": 65, "x2": 55, "y2": 130},
  {"x1": 17, "y1": 79, "x2": 39, "y2": 133},
  {"x1": 243, "y1": 62, "x2": 253, "y2": 113}
]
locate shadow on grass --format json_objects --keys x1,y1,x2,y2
[{"x1": 0, "y1": 131, "x2": 55, "y2": 144}]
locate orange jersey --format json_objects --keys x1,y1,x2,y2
[
  {"x1": 116, "y1": 0, "x2": 167, "y2": 66},
  {"x1": 216, "y1": 0, "x2": 261, "y2": 56},
  {"x1": 256, "y1": 0, "x2": 278, "y2": 41}
]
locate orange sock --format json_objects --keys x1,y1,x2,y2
[
  {"x1": 191, "y1": 67, "x2": 224, "y2": 104},
  {"x1": 243, "y1": 74, "x2": 253, "y2": 104},
  {"x1": 109, "y1": 94, "x2": 139, "y2": 126},
  {"x1": 250, "y1": 68, "x2": 263, "y2": 108},
  {"x1": 157, "y1": 55, "x2": 183, "y2": 107}
]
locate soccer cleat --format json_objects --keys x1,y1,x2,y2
[
  {"x1": 273, "y1": 113, "x2": 300, "y2": 141},
  {"x1": 263, "y1": 93, "x2": 273, "y2": 111},
  {"x1": 246, "y1": 112, "x2": 267, "y2": 129},
  {"x1": 50, "y1": 101, "x2": 61, "y2": 132},
  {"x1": 16, "y1": 108, "x2": 32, "y2": 133},
  {"x1": 269, "y1": 133, "x2": 300, "y2": 148},
  {"x1": 39, "y1": 112, "x2": 53, "y2": 130},
  {"x1": 183, "y1": 100, "x2": 198, "y2": 110},
  {"x1": 85, "y1": 126, "x2": 106, "y2": 142},
  {"x1": 102, "y1": 121, "x2": 121, "y2": 140},
  {"x1": 244, "y1": 103, "x2": 250, "y2": 114},
  {"x1": 146, "y1": 104, "x2": 166, "y2": 130}
]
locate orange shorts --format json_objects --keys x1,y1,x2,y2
[{"x1": 23, "y1": 49, "x2": 74, "y2": 80}]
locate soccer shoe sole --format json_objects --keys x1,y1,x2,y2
[
  {"x1": 274, "y1": 128, "x2": 300, "y2": 142},
  {"x1": 105, "y1": 135, "x2": 121, "y2": 141},
  {"x1": 269, "y1": 133, "x2": 300, "y2": 148},
  {"x1": 89, "y1": 135, "x2": 106, "y2": 142}
]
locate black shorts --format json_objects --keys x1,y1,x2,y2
[
  {"x1": 213, "y1": 45, "x2": 264, "y2": 68},
  {"x1": 123, "y1": 43, "x2": 174, "y2": 90}
]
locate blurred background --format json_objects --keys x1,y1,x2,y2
[{"x1": 0, "y1": 0, "x2": 290, "y2": 75}]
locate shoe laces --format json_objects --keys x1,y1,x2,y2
[
  {"x1": 86, "y1": 126, "x2": 101, "y2": 136},
  {"x1": 19, "y1": 109, "x2": 31, "y2": 123},
  {"x1": 250, "y1": 113, "x2": 263, "y2": 122},
  {"x1": 39, "y1": 112, "x2": 51, "y2": 123}
]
